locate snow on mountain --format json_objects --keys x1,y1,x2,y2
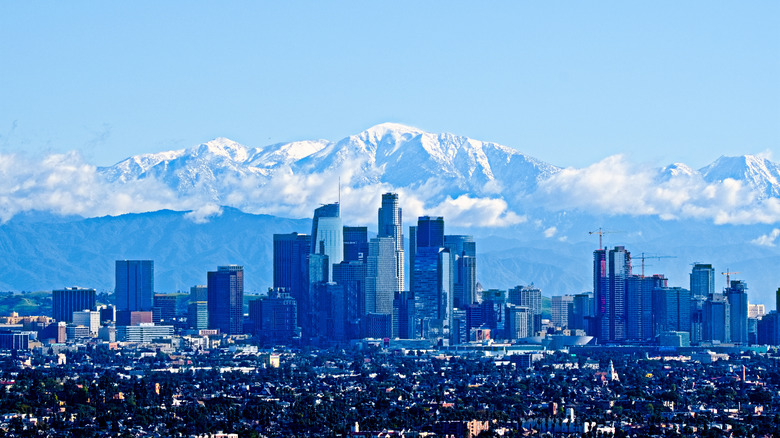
[
  {"x1": 660, "y1": 162, "x2": 699, "y2": 179},
  {"x1": 98, "y1": 124, "x2": 561, "y2": 206},
  {"x1": 700, "y1": 155, "x2": 780, "y2": 199}
]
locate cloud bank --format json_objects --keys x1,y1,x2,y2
[{"x1": 4, "y1": 151, "x2": 780, "y2": 228}]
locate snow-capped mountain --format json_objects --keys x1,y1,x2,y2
[
  {"x1": 97, "y1": 123, "x2": 561, "y2": 203},
  {"x1": 699, "y1": 155, "x2": 780, "y2": 199}
]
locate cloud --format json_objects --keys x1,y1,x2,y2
[
  {"x1": 537, "y1": 154, "x2": 776, "y2": 225},
  {"x1": 184, "y1": 204, "x2": 223, "y2": 224},
  {"x1": 751, "y1": 228, "x2": 780, "y2": 247},
  {"x1": 544, "y1": 226, "x2": 557, "y2": 238}
]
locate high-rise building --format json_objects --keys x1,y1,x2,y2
[
  {"x1": 652, "y1": 286, "x2": 691, "y2": 337},
  {"x1": 207, "y1": 265, "x2": 244, "y2": 335},
  {"x1": 366, "y1": 237, "x2": 400, "y2": 316},
  {"x1": 273, "y1": 232, "x2": 311, "y2": 334},
  {"x1": 343, "y1": 226, "x2": 369, "y2": 262},
  {"x1": 71, "y1": 310, "x2": 100, "y2": 336},
  {"x1": 570, "y1": 293, "x2": 592, "y2": 333},
  {"x1": 115, "y1": 260, "x2": 154, "y2": 312},
  {"x1": 625, "y1": 275, "x2": 667, "y2": 342},
  {"x1": 378, "y1": 193, "x2": 405, "y2": 293},
  {"x1": 416, "y1": 216, "x2": 444, "y2": 249},
  {"x1": 593, "y1": 246, "x2": 631, "y2": 343},
  {"x1": 412, "y1": 246, "x2": 452, "y2": 339},
  {"x1": 153, "y1": 294, "x2": 178, "y2": 323},
  {"x1": 311, "y1": 282, "x2": 347, "y2": 342},
  {"x1": 703, "y1": 293, "x2": 730, "y2": 343},
  {"x1": 333, "y1": 261, "x2": 366, "y2": 339},
  {"x1": 52, "y1": 287, "x2": 96, "y2": 323},
  {"x1": 505, "y1": 305, "x2": 533, "y2": 340},
  {"x1": 690, "y1": 296, "x2": 706, "y2": 344},
  {"x1": 311, "y1": 203, "x2": 343, "y2": 279},
  {"x1": 726, "y1": 280, "x2": 748, "y2": 345},
  {"x1": 249, "y1": 288, "x2": 297, "y2": 344},
  {"x1": 690, "y1": 263, "x2": 715, "y2": 298},
  {"x1": 444, "y1": 235, "x2": 477, "y2": 308},
  {"x1": 508, "y1": 285, "x2": 542, "y2": 335},
  {"x1": 551, "y1": 295, "x2": 574, "y2": 329},
  {"x1": 188, "y1": 285, "x2": 208, "y2": 330}
]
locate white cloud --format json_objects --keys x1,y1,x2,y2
[
  {"x1": 751, "y1": 228, "x2": 780, "y2": 247},
  {"x1": 544, "y1": 226, "x2": 557, "y2": 238},
  {"x1": 184, "y1": 204, "x2": 223, "y2": 224},
  {"x1": 537, "y1": 154, "x2": 777, "y2": 225}
]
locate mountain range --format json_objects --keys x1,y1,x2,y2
[{"x1": 2, "y1": 123, "x2": 780, "y2": 305}]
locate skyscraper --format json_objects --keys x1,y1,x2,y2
[
  {"x1": 593, "y1": 246, "x2": 631, "y2": 343},
  {"x1": 625, "y1": 274, "x2": 667, "y2": 342},
  {"x1": 726, "y1": 280, "x2": 748, "y2": 345},
  {"x1": 378, "y1": 193, "x2": 405, "y2": 292},
  {"x1": 207, "y1": 265, "x2": 244, "y2": 335},
  {"x1": 115, "y1": 260, "x2": 154, "y2": 312},
  {"x1": 53, "y1": 287, "x2": 96, "y2": 323},
  {"x1": 704, "y1": 293, "x2": 730, "y2": 343},
  {"x1": 508, "y1": 285, "x2": 542, "y2": 335},
  {"x1": 343, "y1": 226, "x2": 369, "y2": 262},
  {"x1": 652, "y1": 286, "x2": 691, "y2": 337},
  {"x1": 311, "y1": 203, "x2": 343, "y2": 279},
  {"x1": 366, "y1": 237, "x2": 400, "y2": 316},
  {"x1": 188, "y1": 285, "x2": 208, "y2": 330},
  {"x1": 416, "y1": 216, "x2": 444, "y2": 248},
  {"x1": 444, "y1": 235, "x2": 477, "y2": 308},
  {"x1": 551, "y1": 295, "x2": 574, "y2": 329},
  {"x1": 333, "y1": 261, "x2": 366, "y2": 339},
  {"x1": 690, "y1": 263, "x2": 715, "y2": 298},
  {"x1": 273, "y1": 232, "x2": 311, "y2": 330},
  {"x1": 249, "y1": 288, "x2": 297, "y2": 344}
]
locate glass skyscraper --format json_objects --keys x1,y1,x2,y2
[
  {"x1": 115, "y1": 260, "x2": 154, "y2": 312},
  {"x1": 207, "y1": 265, "x2": 244, "y2": 335},
  {"x1": 690, "y1": 263, "x2": 715, "y2": 298}
]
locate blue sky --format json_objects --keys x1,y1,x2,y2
[{"x1": 1, "y1": 2, "x2": 777, "y2": 168}]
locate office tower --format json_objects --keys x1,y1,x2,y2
[
  {"x1": 444, "y1": 235, "x2": 477, "y2": 308},
  {"x1": 408, "y1": 225, "x2": 418, "y2": 289},
  {"x1": 508, "y1": 285, "x2": 542, "y2": 334},
  {"x1": 412, "y1": 246, "x2": 452, "y2": 339},
  {"x1": 363, "y1": 313, "x2": 392, "y2": 339},
  {"x1": 451, "y1": 309, "x2": 467, "y2": 345},
  {"x1": 343, "y1": 226, "x2": 369, "y2": 262},
  {"x1": 625, "y1": 275, "x2": 667, "y2": 342},
  {"x1": 551, "y1": 295, "x2": 574, "y2": 329},
  {"x1": 726, "y1": 280, "x2": 749, "y2": 344},
  {"x1": 593, "y1": 246, "x2": 631, "y2": 343},
  {"x1": 153, "y1": 294, "x2": 178, "y2": 323},
  {"x1": 207, "y1": 265, "x2": 244, "y2": 335},
  {"x1": 366, "y1": 237, "x2": 400, "y2": 316},
  {"x1": 71, "y1": 310, "x2": 100, "y2": 336},
  {"x1": 188, "y1": 285, "x2": 208, "y2": 330},
  {"x1": 505, "y1": 305, "x2": 533, "y2": 340},
  {"x1": 273, "y1": 232, "x2": 311, "y2": 333},
  {"x1": 703, "y1": 294, "x2": 731, "y2": 343},
  {"x1": 570, "y1": 293, "x2": 592, "y2": 333},
  {"x1": 99, "y1": 305, "x2": 115, "y2": 324},
  {"x1": 394, "y1": 291, "x2": 416, "y2": 339},
  {"x1": 311, "y1": 282, "x2": 347, "y2": 342},
  {"x1": 52, "y1": 287, "x2": 96, "y2": 323},
  {"x1": 333, "y1": 261, "x2": 366, "y2": 339},
  {"x1": 249, "y1": 288, "x2": 297, "y2": 344},
  {"x1": 378, "y1": 193, "x2": 405, "y2": 293},
  {"x1": 311, "y1": 203, "x2": 343, "y2": 279},
  {"x1": 479, "y1": 289, "x2": 506, "y2": 337},
  {"x1": 115, "y1": 260, "x2": 154, "y2": 312},
  {"x1": 690, "y1": 296, "x2": 706, "y2": 344},
  {"x1": 416, "y1": 216, "x2": 444, "y2": 248},
  {"x1": 690, "y1": 263, "x2": 715, "y2": 298},
  {"x1": 757, "y1": 312, "x2": 780, "y2": 345},
  {"x1": 652, "y1": 286, "x2": 691, "y2": 337}
]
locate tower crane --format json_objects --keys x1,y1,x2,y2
[
  {"x1": 636, "y1": 253, "x2": 677, "y2": 278},
  {"x1": 722, "y1": 269, "x2": 741, "y2": 287},
  {"x1": 588, "y1": 228, "x2": 621, "y2": 249}
]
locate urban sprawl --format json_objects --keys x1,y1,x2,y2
[{"x1": 2, "y1": 193, "x2": 780, "y2": 437}]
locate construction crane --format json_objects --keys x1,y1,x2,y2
[
  {"x1": 636, "y1": 253, "x2": 677, "y2": 278},
  {"x1": 588, "y1": 228, "x2": 621, "y2": 249},
  {"x1": 722, "y1": 269, "x2": 741, "y2": 287}
]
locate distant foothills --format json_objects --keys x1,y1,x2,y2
[{"x1": 1, "y1": 124, "x2": 780, "y2": 306}]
